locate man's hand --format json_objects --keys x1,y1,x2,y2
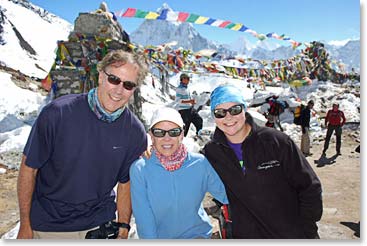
[
  {"x1": 116, "y1": 182, "x2": 132, "y2": 239},
  {"x1": 17, "y1": 156, "x2": 37, "y2": 239},
  {"x1": 116, "y1": 228, "x2": 129, "y2": 239},
  {"x1": 17, "y1": 224, "x2": 33, "y2": 239},
  {"x1": 181, "y1": 99, "x2": 195, "y2": 105},
  {"x1": 142, "y1": 145, "x2": 152, "y2": 159}
]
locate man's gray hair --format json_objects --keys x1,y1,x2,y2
[{"x1": 97, "y1": 50, "x2": 149, "y2": 86}]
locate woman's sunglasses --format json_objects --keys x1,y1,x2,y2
[
  {"x1": 103, "y1": 70, "x2": 137, "y2": 91},
  {"x1": 213, "y1": 104, "x2": 244, "y2": 119},
  {"x1": 151, "y1": 127, "x2": 183, "y2": 138}
]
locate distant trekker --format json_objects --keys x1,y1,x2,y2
[
  {"x1": 322, "y1": 103, "x2": 346, "y2": 156},
  {"x1": 264, "y1": 95, "x2": 288, "y2": 132},
  {"x1": 175, "y1": 73, "x2": 203, "y2": 137},
  {"x1": 300, "y1": 100, "x2": 315, "y2": 156}
]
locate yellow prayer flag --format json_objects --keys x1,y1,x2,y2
[
  {"x1": 195, "y1": 16, "x2": 209, "y2": 24},
  {"x1": 146, "y1": 12, "x2": 159, "y2": 19},
  {"x1": 231, "y1": 24, "x2": 243, "y2": 31}
]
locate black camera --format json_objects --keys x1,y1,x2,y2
[{"x1": 85, "y1": 221, "x2": 120, "y2": 239}]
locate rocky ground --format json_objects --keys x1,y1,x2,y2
[
  {"x1": 0, "y1": 127, "x2": 360, "y2": 239},
  {"x1": 307, "y1": 125, "x2": 361, "y2": 240}
]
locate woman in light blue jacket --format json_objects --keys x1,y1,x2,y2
[{"x1": 130, "y1": 107, "x2": 228, "y2": 239}]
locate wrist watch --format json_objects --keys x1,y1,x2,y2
[{"x1": 116, "y1": 222, "x2": 131, "y2": 232}]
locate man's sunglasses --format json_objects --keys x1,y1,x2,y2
[
  {"x1": 151, "y1": 127, "x2": 183, "y2": 138},
  {"x1": 103, "y1": 70, "x2": 137, "y2": 91},
  {"x1": 213, "y1": 104, "x2": 244, "y2": 119}
]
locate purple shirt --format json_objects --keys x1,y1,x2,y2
[
  {"x1": 227, "y1": 141, "x2": 243, "y2": 161},
  {"x1": 227, "y1": 141, "x2": 245, "y2": 172}
]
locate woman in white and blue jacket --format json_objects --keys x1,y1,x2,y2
[{"x1": 130, "y1": 107, "x2": 228, "y2": 239}]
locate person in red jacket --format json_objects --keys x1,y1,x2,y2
[{"x1": 322, "y1": 103, "x2": 346, "y2": 156}]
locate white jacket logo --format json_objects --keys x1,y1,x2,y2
[{"x1": 257, "y1": 160, "x2": 280, "y2": 170}]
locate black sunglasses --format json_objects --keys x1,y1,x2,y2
[
  {"x1": 103, "y1": 70, "x2": 137, "y2": 91},
  {"x1": 151, "y1": 127, "x2": 183, "y2": 138},
  {"x1": 213, "y1": 104, "x2": 244, "y2": 119}
]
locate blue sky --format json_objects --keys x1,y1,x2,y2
[{"x1": 30, "y1": 0, "x2": 360, "y2": 46}]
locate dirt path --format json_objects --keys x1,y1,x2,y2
[
  {"x1": 0, "y1": 128, "x2": 360, "y2": 239},
  {"x1": 0, "y1": 166, "x2": 19, "y2": 237},
  {"x1": 307, "y1": 126, "x2": 360, "y2": 239}
]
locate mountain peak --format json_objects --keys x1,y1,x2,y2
[{"x1": 157, "y1": 3, "x2": 174, "y2": 13}]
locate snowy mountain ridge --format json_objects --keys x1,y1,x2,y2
[
  {"x1": 0, "y1": 0, "x2": 360, "y2": 78},
  {"x1": 129, "y1": 4, "x2": 359, "y2": 72},
  {"x1": 0, "y1": 0, "x2": 72, "y2": 78},
  {"x1": 129, "y1": 4, "x2": 235, "y2": 57},
  {"x1": 325, "y1": 40, "x2": 360, "y2": 72}
]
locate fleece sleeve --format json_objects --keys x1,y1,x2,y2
[
  {"x1": 129, "y1": 160, "x2": 158, "y2": 239},
  {"x1": 281, "y1": 137, "x2": 323, "y2": 238}
]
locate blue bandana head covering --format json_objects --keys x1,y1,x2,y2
[{"x1": 210, "y1": 85, "x2": 247, "y2": 111}]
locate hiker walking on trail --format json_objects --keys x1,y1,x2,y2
[
  {"x1": 175, "y1": 73, "x2": 203, "y2": 137},
  {"x1": 17, "y1": 50, "x2": 149, "y2": 239},
  {"x1": 130, "y1": 107, "x2": 228, "y2": 239},
  {"x1": 264, "y1": 95, "x2": 288, "y2": 132},
  {"x1": 202, "y1": 85, "x2": 323, "y2": 239},
  {"x1": 322, "y1": 103, "x2": 346, "y2": 156},
  {"x1": 300, "y1": 100, "x2": 315, "y2": 156}
]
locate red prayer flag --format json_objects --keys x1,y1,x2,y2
[
  {"x1": 41, "y1": 74, "x2": 52, "y2": 91},
  {"x1": 178, "y1": 12, "x2": 189, "y2": 22},
  {"x1": 219, "y1": 21, "x2": 231, "y2": 28},
  {"x1": 122, "y1": 8, "x2": 137, "y2": 17}
]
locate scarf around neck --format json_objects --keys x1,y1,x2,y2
[
  {"x1": 87, "y1": 88, "x2": 125, "y2": 123},
  {"x1": 153, "y1": 144, "x2": 188, "y2": 172}
]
